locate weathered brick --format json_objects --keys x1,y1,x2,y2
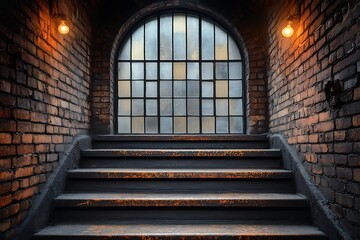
[{"x1": 0, "y1": 133, "x2": 12, "y2": 144}]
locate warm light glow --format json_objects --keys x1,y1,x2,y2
[
  {"x1": 58, "y1": 21, "x2": 69, "y2": 34},
  {"x1": 282, "y1": 23, "x2": 294, "y2": 38}
]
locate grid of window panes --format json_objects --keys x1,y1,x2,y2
[{"x1": 117, "y1": 13, "x2": 244, "y2": 134}]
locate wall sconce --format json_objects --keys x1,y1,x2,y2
[
  {"x1": 282, "y1": 15, "x2": 297, "y2": 38},
  {"x1": 55, "y1": 13, "x2": 69, "y2": 35}
]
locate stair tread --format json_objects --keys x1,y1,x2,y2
[{"x1": 68, "y1": 168, "x2": 292, "y2": 179}]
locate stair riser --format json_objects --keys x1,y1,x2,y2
[{"x1": 65, "y1": 179, "x2": 295, "y2": 193}]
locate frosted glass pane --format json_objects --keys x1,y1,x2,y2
[
  {"x1": 188, "y1": 117, "x2": 199, "y2": 133},
  {"x1": 160, "y1": 81, "x2": 172, "y2": 97},
  {"x1": 202, "y1": 100, "x2": 213, "y2": 116},
  {"x1": 145, "y1": 19, "x2": 158, "y2": 60},
  {"x1": 146, "y1": 117, "x2": 158, "y2": 133},
  {"x1": 230, "y1": 117, "x2": 243, "y2": 133},
  {"x1": 229, "y1": 80, "x2": 242, "y2": 97},
  {"x1": 216, "y1": 80, "x2": 228, "y2": 97},
  {"x1": 118, "y1": 117, "x2": 130, "y2": 133},
  {"x1": 174, "y1": 99, "x2": 186, "y2": 116},
  {"x1": 174, "y1": 14, "x2": 186, "y2": 60},
  {"x1": 202, "y1": 63, "x2": 213, "y2": 80},
  {"x1": 118, "y1": 38, "x2": 130, "y2": 60},
  {"x1": 216, "y1": 117, "x2": 228, "y2": 133},
  {"x1": 160, "y1": 63, "x2": 172, "y2": 79},
  {"x1": 118, "y1": 81, "x2": 130, "y2": 97},
  {"x1": 229, "y1": 36, "x2": 241, "y2": 60},
  {"x1": 174, "y1": 81, "x2": 186, "y2": 97},
  {"x1": 146, "y1": 82, "x2": 157, "y2": 97},
  {"x1": 173, "y1": 62, "x2": 186, "y2": 79},
  {"x1": 146, "y1": 100, "x2": 157, "y2": 116},
  {"x1": 146, "y1": 63, "x2": 157, "y2": 80},
  {"x1": 132, "y1": 99, "x2": 143, "y2": 116},
  {"x1": 132, "y1": 81, "x2": 144, "y2": 97},
  {"x1": 188, "y1": 99, "x2": 199, "y2": 115},
  {"x1": 202, "y1": 117, "x2": 215, "y2": 133},
  {"x1": 229, "y1": 62, "x2": 242, "y2": 79},
  {"x1": 215, "y1": 25, "x2": 227, "y2": 60},
  {"x1": 201, "y1": 19, "x2": 214, "y2": 60},
  {"x1": 174, "y1": 117, "x2": 186, "y2": 133},
  {"x1": 216, "y1": 99, "x2": 228, "y2": 116},
  {"x1": 216, "y1": 62, "x2": 228, "y2": 79},
  {"x1": 160, "y1": 15, "x2": 172, "y2": 60},
  {"x1": 132, "y1": 117, "x2": 144, "y2": 133},
  {"x1": 118, "y1": 62, "x2": 130, "y2": 79},
  {"x1": 187, "y1": 63, "x2": 199, "y2": 79},
  {"x1": 132, "y1": 63, "x2": 144, "y2": 79},
  {"x1": 118, "y1": 99, "x2": 130, "y2": 115},
  {"x1": 202, "y1": 82, "x2": 213, "y2": 98},
  {"x1": 229, "y1": 99, "x2": 243, "y2": 115},
  {"x1": 160, "y1": 117, "x2": 172, "y2": 133},
  {"x1": 188, "y1": 81, "x2": 199, "y2": 97},
  {"x1": 132, "y1": 25, "x2": 144, "y2": 60},
  {"x1": 160, "y1": 99, "x2": 172, "y2": 116},
  {"x1": 187, "y1": 15, "x2": 199, "y2": 60}
]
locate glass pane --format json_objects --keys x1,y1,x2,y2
[
  {"x1": 174, "y1": 81, "x2": 186, "y2": 97},
  {"x1": 229, "y1": 36, "x2": 241, "y2": 60},
  {"x1": 118, "y1": 62, "x2": 130, "y2": 79},
  {"x1": 202, "y1": 117, "x2": 215, "y2": 133},
  {"x1": 202, "y1": 100, "x2": 213, "y2": 116},
  {"x1": 230, "y1": 117, "x2": 243, "y2": 133},
  {"x1": 229, "y1": 99, "x2": 243, "y2": 115},
  {"x1": 216, "y1": 80, "x2": 228, "y2": 97},
  {"x1": 215, "y1": 25, "x2": 227, "y2": 60},
  {"x1": 202, "y1": 63, "x2": 213, "y2": 80},
  {"x1": 160, "y1": 62, "x2": 172, "y2": 79},
  {"x1": 118, "y1": 81, "x2": 130, "y2": 97},
  {"x1": 202, "y1": 82, "x2": 213, "y2": 98},
  {"x1": 229, "y1": 80, "x2": 242, "y2": 97},
  {"x1": 145, "y1": 19, "x2": 158, "y2": 60},
  {"x1": 174, "y1": 99, "x2": 186, "y2": 116},
  {"x1": 146, "y1": 99, "x2": 157, "y2": 116},
  {"x1": 173, "y1": 62, "x2": 186, "y2": 79},
  {"x1": 160, "y1": 99, "x2": 172, "y2": 116},
  {"x1": 132, "y1": 117, "x2": 144, "y2": 133},
  {"x1": 187, "y1": 15, "x2": 199, "y2": 60},
  {"x1": 187, "y1": 63, "x2": 199, "y2": 79},
  {"x1": 215, "y1": 62, "x2": 228, "y2": 79},
  {"x1": 160, "y1": 15, "x2": 172, "y2": 60},
  {"x1": 188, "y1": 117, "x2": 199, "y2": 133},
  {"x1": 160, "y1": 117, "x2": 172, "y2": 133},
  {"x1": 146, "y1": 82, "x2": 157, "y2": 97},
  {"x1": 229, "y1": 62, "x2": 242, "y2": 79},
  {"x1": 160, "y1": 81, "x2": 172, "y2": 97},
  {"x1": 188, "y1": 81, "x2": 199, "y2": 97},
  {"x1": 173, "y1": 14, "x2": 186, "y2": 60},
  {"x1": 118, "y1": 117, "x2": 130, "y2": 133},
  {"x1": 118, "y1": 38, "x2": 130, "y2": 60},
  {"x1": 216, "y1": 117, "x2": 228, "y2": 133},
  {"x1": 216, "y1": 99, "x2": 228, "y2": 116},
  {"x1": 188, "y1": 99, "x2": 199, "y2": 115},
  {"x1": 132, "y1": 80, "x2": 144, "y2": 97},
  {"x1": 132, "y1": 63, "x2": 144, "y2": 79},
  {"x1": 132, "y1": 25, "x2": 144, "y2": 60},
  {"x1": 174, "y1": 117, "x2": 186, "y2": 133},
  {"x1": 132, "y1": 99, "x2": 143, "y2": 116},
  {"x1": 146, "y1": 63, "x2": 157, "y2": 80},
  {"x1": 201, "y1": 19, "x2": 214, "y2": 60},
  {"x1": 146, "y1": 117, "x2": 158, "y2": 133},
  {"x1": 118, "y1": 99, "x2": 130, "y2": 115}
]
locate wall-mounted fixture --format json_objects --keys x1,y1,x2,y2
[
  {"x1": 56, "y1": 14, "x2": 70, "y2": 35},
  {"x1": 51, "y1": 0, "x2": 70, "y2": 35},
  {"x1": 281, "y1": 15, "x2": 297, "y2": 38}
]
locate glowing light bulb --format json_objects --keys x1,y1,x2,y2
[
  {"x1": 58, "y1": 20, "x2": 69, "y2": 35},
  {"x1": 282, "y1": 22, "x2": 294, "y2": 38}
]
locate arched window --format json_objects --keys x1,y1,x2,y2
[{"x1": 116, "y1": 12, "x2": 244, "y2": 134}]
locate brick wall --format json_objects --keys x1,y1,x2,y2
[
  {"x1": 0, "y1": 0, "x2": 91, "y2": 238},
  {"x1": 266, "y1": 0, "x2": 360, "y2": 237}
]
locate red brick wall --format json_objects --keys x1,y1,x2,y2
[
  {"x1": 266, "y1": 0, "x2": 360, "y2": 237},
  {"x1": 0, "y1": 0, "x2": 91, "y2": 238}
]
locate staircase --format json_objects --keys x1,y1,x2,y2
[{"x1": 33, "y1": 135, "x2": 327, "y2": 239}]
